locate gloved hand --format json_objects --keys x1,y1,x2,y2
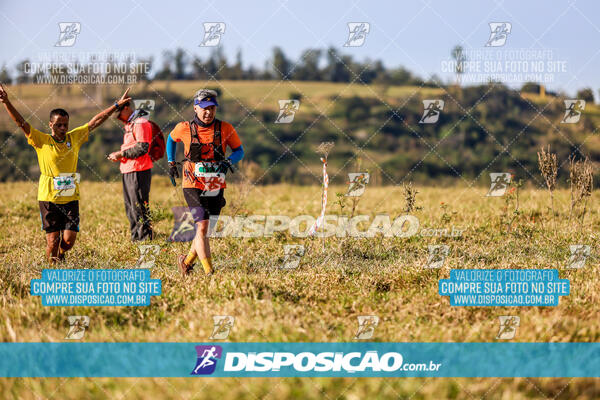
[
  {"x1": 217, "y1": 159, "x2": 234, "y2": 174},
  {"x1": 168, "y1": 162, "x2": 179, "y2": 186}
]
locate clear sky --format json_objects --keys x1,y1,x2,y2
[{"x1": 1, "y1": 0, "x2": 599, "y2": 95}]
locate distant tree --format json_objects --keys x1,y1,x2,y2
[
  {"x1": 154, "y1": 51, "x2": 174, "y2": 80},
  {"x1": 230, "y1": 48, "x2": 244, "y2": 80},
  {"x1": 260, "y1": 60, "x2": 273, "y2": 80},
  {"x1": 205, "y1": 56, "x2": 218, "y2": 78},
  {"x1": 451, "y1": 45, "x2": 466, "y2": 86},
  {"x1": 15, "y1": 60, "x2": 30, "y2": 84},
  {"x1": 339, "y1": 55, "x2": 355, "y2": 82},
  {"x1": 246, "y1": 65, "x2": 258, "y2": 80},
  {"x1": 389, "y1": 66, "x2": 413, "y2": 85},
  {"x1": 356, "y1": 58, "x2": 378, "y2": 84},
  {"x1": 294, "y1": 49, "x2": 322, "y2": 81},
  {"x1": 371, "y1": 60, "x2": 386, "y2": 82},
  {"x1": 173, "y1": 48, "x2": 189, "y2": 80},
  {"x1": 272, "y1": 47, "x2": 291, "y2": 79},
  {"x1": 191, "y1": 56, "x2": 205, "y2": 80},
  {"x1": 423, "y1": 74, "x2": 441, "y2": 87},
  {"x1": 197, "y1": 48, "x2": 224, "y2": 79},
  {"x1": 210, "y1": 47, "x2": 228, "y2": 79},
  {"x1": 0, "y1": 64, "x2": 12, "y2": 84},
  {"x1": 324, "y1": 47, "x2": 351, "y2": 82},
  {"x1": 521, "y1": 82, "x2": 540, "y2": 94},
  {"x1": 576, "y1": 88, "x2": 594, "y2": 103}
]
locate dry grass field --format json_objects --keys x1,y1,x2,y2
[{"x1": 1, "y1": 177, "x2": 599, "y2": 398}]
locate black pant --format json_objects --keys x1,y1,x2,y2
[
  {"x1": 183, "y1": 188, "x2": 226, "y2": 222},
  {"x1": 39, "y1": 200, "x2": 80, "y2": 233},
  {"x1": 122, "y1": 169, "x2": 152, "y2": 241}
]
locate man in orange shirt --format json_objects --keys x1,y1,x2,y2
[{"x1": 167, "y1": 89, "x2": 244, "y2": 275}]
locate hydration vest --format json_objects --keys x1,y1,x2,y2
[{"x1": 185, "y1": 119, "x2": 225, "y2": 163}]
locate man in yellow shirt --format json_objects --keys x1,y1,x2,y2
[{"x1": 0, "y1": 83, "x2": 131, "y2": 263}]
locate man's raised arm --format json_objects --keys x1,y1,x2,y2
[
  {"x1": 0, "y1": 83, "x2": 30, "y2": 135},
  {"x1": 87, "y1": 87, "x2": 131, "y2": 132}
]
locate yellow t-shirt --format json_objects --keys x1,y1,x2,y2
[{"x1": 27, "y1": 123, "x2": 89, "y2": 203}]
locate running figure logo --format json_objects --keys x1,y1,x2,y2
[
  {"x1": 419, "y1": 100, "x2": 444, "y2": 124},
  {"x1": 209, "y1": 316, "x2": 235, "y2": 340},
  {"x1": 567, "y1": 245, "x2": 590, "y2": 269},
  {"x1": 281, "y1": 244, "x2": 305, "y2": 270},
  {"x1": 136, "y1": 245, "x2": 160, "y2": 268},
  {"x1": 346, "y1": 173, "x2": 370, "y2": 197},
  {"x1": 133, "y1": 99, "x2": 155, "y2": 118},
  {"x1": 168, "y1": 207, "x2": 197, "y2": 242},
  {"x1": 191, "y1": 345, "x2": 223, "y2": 375},
  {"x1": 275, "y1": 100, "x2": 300, "y2": 124},
  {"x1": 561, "y1": 100, "x2": 586, "y2": 124},
  {"x1": 200, "y1": 23, "x2": 226, "y2": 47},
  {"x1": 486, "y1": 173, "x2": 512, "y2": 197},
  {"x1": 425, "y1": 245, "x2": 449, "y2": 269},
  {"x1": 496, "y1": 316, "x2": 520, "y2": 340},
  {"x1": 344, "y1": 23, "x2": 370, "y2": 47},
  {"x1": 485, "y1": 22, "x2": 511, "y2": 47},
  {"x1": 55, "y1": 22, "x2": 81, "y2": 47},
  {"x1": 354, "y1": 315, "x2": 379, "y2": 340},
  {"x1": 65, "y1": 316, "x2": 89, "y2": 340}
]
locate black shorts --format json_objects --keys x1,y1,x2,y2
[
  {"x1": 183, "y1": 188, "x2": 226, "y2": 222},
  {"x1": 39, "y1": 200, "x2": 80, "y2": 233}
]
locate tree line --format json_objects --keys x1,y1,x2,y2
[
  {"x1": 1, "y1": 46, "x2": 597, "y2": 102},
  {"x1": 0, "y1": 47, "x2": 432, "y2": 87}
]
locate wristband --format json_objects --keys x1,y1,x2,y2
[{"x1": 114, "y1": 101, "x2": 120, "y2": 110}]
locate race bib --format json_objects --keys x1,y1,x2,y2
[
  {"x1": 193, "y1": 163, "x2": 225, "y2": 196},
  {"x1": 53, "y1": 173, "x2": 80, "y2": 197}
]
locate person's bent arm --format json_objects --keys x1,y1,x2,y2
[
  {"x1": 167, "y1": 133, "x2": 177, "y2": 163},
  {"x1": 217, "y1": 145, "x2": 244, "y2": 175},
  {"x1": 121, "y1": 119, "x2": 152, "y2": 159},
  {"x1": 88, "y1": 87, "x2": 131, "y2": 132},
  {"x1": 108, "y1": 119, "x2": 151, "y2": 162},
  {"x1": 0, "y1": 83, "x2": 30, "y2": 135},
  {"x1": 228, "y1": 145, "x2": 244, "y2": 165},
  {"x1": 121, "y1": 142, "x2": 149, "y2": 159},
  {"x1": 166, "y1": 133, "x2": 180, "y2": 185},
  {"x1": 222, "y1": 125, "x2": 243, "y2": 170}
]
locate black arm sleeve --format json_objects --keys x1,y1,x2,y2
[{"x1": 121, "y1": 142, "x2": 149, "y2": 159}]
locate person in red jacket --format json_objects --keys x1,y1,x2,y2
[{"x1": 108, "y1": 100, "x2": 154, "y2": 241}]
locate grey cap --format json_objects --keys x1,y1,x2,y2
[{"x1": 194, "y1": 89, "x2": 219, "y2": 107}]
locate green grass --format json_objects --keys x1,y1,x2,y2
[{"x1": 1, "y1": 178, "x2": 599, "y2": 398}]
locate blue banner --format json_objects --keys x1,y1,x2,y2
[
  {"x1": 30, "y1": 269, "x2": 162, "y2": 306},
  {"x1": 0, "y1": 343, "x2": 599, "y2": 377},
  {"x1": 439, "y1": 269, "x2": 569, "y2": 306}
]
